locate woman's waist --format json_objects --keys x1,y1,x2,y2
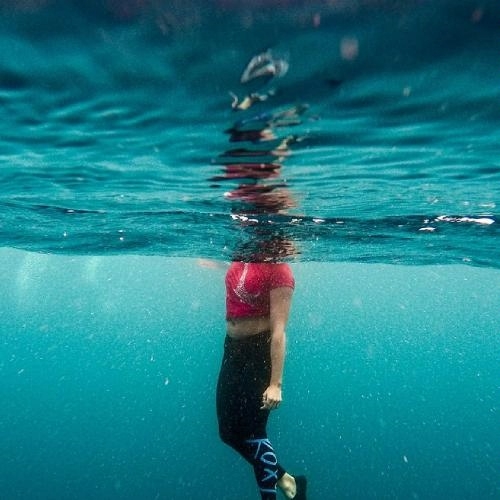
[{"x1": 226, "y1": 315, "x2": 271, "y2": 339}]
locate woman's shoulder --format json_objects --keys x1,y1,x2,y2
[{"x1": 265, "y1": 262, "x2": 295, "y2": 287}]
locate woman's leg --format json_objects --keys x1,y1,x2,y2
[
  {"x1": 216, "y1": 332, "x2": 286, "y2": 499},
  {"x1": 220, "y1": 431, "x2": 286, "y2": 500}
]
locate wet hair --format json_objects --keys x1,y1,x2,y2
[{"x1": 232, "y1": 235, "x2": 298, "y2": 263}]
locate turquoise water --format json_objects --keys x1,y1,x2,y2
[
  {"x1": 1, "y1": 250, "x2": 498, "y2": 499},
  {"x1": 0, "y1": 1, "x2": 499, "y2": 499}
]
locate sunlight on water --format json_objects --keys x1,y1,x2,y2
[{"x1": 15, "y1": 251, "x2": 50, "y2": 308}]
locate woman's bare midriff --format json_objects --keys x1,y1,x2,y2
[{"x1": 226, "y1": 316, "x2": 271, "y2": 339}]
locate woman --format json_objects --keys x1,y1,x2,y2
[{"x1": 216, "y1": 259, "x2": 307, "y2": 500}]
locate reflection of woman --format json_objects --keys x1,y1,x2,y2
[{"x1": 216, "y1": 260, "x2": 307, "y2": 499}]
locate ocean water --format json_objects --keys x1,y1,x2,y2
[{"x1": 0, "y1": 1, "x2": 499, "y2": 499}]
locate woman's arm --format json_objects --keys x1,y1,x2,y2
[{"x1": 261, "y1": 286, "x2": 294, "y2": 410}]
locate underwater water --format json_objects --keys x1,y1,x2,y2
[
  {"x1": 0, "y1": 1, "x2": 499, "y2": 499},
  {"x1": 1, "y1": 250, "x2": 499, "y2": 500}
]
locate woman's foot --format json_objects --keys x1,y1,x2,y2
[{"x1": 277, "y1": 473, "x2": 307, "y2": 499}]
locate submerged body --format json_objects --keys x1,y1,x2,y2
[{"x1": 216, "y1": 261, "x2": 306, "y2": 500}]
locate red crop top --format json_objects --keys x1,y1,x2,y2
[{"x1": 225, "y1": 262, "x2": 295, "y2": 319}]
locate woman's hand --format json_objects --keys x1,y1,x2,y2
[{"x1": 261, "y1": 384, "x2": 282, "y2": 410}]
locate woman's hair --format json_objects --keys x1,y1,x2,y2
[{"x1": 232, "y1": 235, "x2": 298, "y2": 263}]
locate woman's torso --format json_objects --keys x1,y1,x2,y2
[{"x1": 225, "y1": 262, "x2": 294, "y2": 339}]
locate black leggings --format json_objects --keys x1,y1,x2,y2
[{"x1": 216, "y1": 331, "x2": 286, "y2": 500}]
